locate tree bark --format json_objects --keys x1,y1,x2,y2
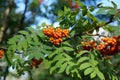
[{"x1": 0, "y1": 0, "x2": 13, "y2": 42}]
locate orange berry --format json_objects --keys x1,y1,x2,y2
[
  {"x1": 0, "y1": 49, "x2": 4, "y2": 59},
  {"x1": 80, "y1": 36, "x2": 120, "y2": 56},
  {"x1": 43, "y1": 27, "x2": 69, "y2": 45},
  {"x1": 110, "y1": 46, "x2": 115, "y2": 51},
  {"x1": 49, "y1": 37, "x2": 54, "y2": 43},
  {"x1": 62, "y1": 29, "x2": 69, "y2": 37},
  {"x1": 58, "y1": 38, "x2": 62, "y2": 42},
  {"x1": 43, "y1": 27, "x2": 54, "y2": 36}
]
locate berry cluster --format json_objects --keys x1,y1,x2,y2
[
  {"x1": 30, "y1": 58, "x2": 43, "y2": 68},
  {"x1": 43, "y1": 27, "x2": 69, "y2": 45},
  {"x1": 81, "y1": 40, "x2": 97, "y2": 51},
  {"x1": 97, "y1": 36, "x2": 120, "y2": 55},
  {"x1": 81, "y1": 36, "x2": 120, "y2": 56},
  {"x1": 0, "y1": 49, "x2": 4, "y2": 59}
]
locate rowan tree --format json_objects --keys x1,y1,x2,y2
[{"x1": 0, "y1": 0, "x2": 120, "y2": 80}]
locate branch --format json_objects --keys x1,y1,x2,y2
[
  {"x1": 84, "y1": 32, "x2": 107, "y2": 37},
  {"x1": 3, "y1": 66, "x2": 9, "y2": 80},
  {"x1": 19, "y1": 0, "x2": 28, "y2": 30},
  {"x1": 0, "y1": 0, "x2": 13, "y2": 42},
  {"x1": 63, "y1": 16, "x2": 114, "y2": 42},
  {"x1": 82, "y1": 16, "x2": 114, "y2": 34}
]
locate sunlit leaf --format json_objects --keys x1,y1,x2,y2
[
  {"x1": 77, "y1": 57, "x2": 89, "y2": 64},
  {"x1": 90, "y1": 71, "x2": 96, "y2": 78},
  {"x1": 18, "y1": 30, "x2": 29, "y2": 36},
  {"x1": 95, "y1": 68, "x2": 105, "y2": 80},
  {"x1": 50, "y1": 66, "x2": 58, "y2": 74},
  {"x1": 79, "y1": 62, "x2": 91, "y2": 70},
  {"x1": 58, "y1": 62, "x2": 67, "y2": 73},
  {"x1": 62, "y1": 47, "x2": 74, "y2": 51},
  {"x1": 84, "y1": 67, "x2": 94, "y2": 75},
  {"x1": 76, "y1": 50, "x2": 89, "y2": 58}
]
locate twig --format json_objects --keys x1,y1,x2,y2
[
  {"x1": 63, "y1": 16, "x2": 114, "y2": 42},
  {"x1": 85, "y1": 32, "x2": 107, "y2": 37},
  {"x1": 82, "y1": 16, "x2": 114, "y2": 34}
]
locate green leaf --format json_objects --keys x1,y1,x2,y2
[
  {"x1": 36, "y1": 53, "x2": 44, "y2": 59},
  {"x1": 7, "y1": 39, "x2": 16, "y2": 44},
  {"x1": 97, "y1": 8, "x2": 106, "y2": 14},
  {"x1": 50, "y1": 66, "x2": 58, "y2": 74},
  {"x1": 62, "y1": 47, "x2": 74, "y2": 51},
  {"x1": 76, "y1": 50, "x2": 89, "y2": 58},
  {"x1": 63, "y1": 53, "x2": 72, "y2": 60},
  {"x1": 29, "y1": 0, "x2": 39, "y2": 10},
  {"x1": 103, "y1": 26, "x2": 120, "y2": 36},
  {"x1": 36, "y1": 52, "x2": 45, "y2": 60},
  {"x1": 22, "y1": 38, "x2": 28, "y2": 51},
  {"x1": 84, "y1": 67, "x2": 94, "y2": 75},
  {"x1": 14, "y1": 35, "x2": 23, "y2": 40},
  {"x1": 48, "y1": 48, "x2": 61, "y2": 58},
  {"x1": 71, "y1": 68, "x2": 82, "y2": 79},
  {"x1": 110, "y1": 74, "x2": 118, "y2": 80},
  {"x1": 27, "y1": 46, "x2": 45, "y2": 59},
  {"x1": 91, "y1": 60, "x2": 98, "y2": 67},
  {"x1": 90, "y1": 71, "x2": 96, "y2": 78},
  {"x1": 83, "y1": 20, "x2": 89, "y2": 26},
  {"x1": 18, "y1": 30, "x2": 29, "y2": 36},
  {"x1": 107, "y1": 9, "x2": 116, "y2": 15},
  {"x1": 62, "y1": 41, "x2": 71, "y2": 47},
  {"x1": 55, "y1": 58, "x2": 65, "y2": 67},
  {"x1": 41, "y1": 49, "x2": 51, "y2": 55},
  {"x1": 111, "y1": 1, "x2": 117, "y2": 9},
  {"x1": 26, "y1": 35, "x2": 32, "y2": 44},
  {"x1": 45, "y1": 60, "x2": 53, "y2": 69},
  {"x1": 95, "y1": 68, "x2": 105, "y2": 80},
  {"x1": 77, "y1": 57, "x2": 89, "y2": 64},
  {"x1": 82, "y1": 6, "x2": 87, "y2": 16},
  {"x1": 97, "y1": 3, "x2": 103, "y2": 7},
  {"x1": 53, "y1": 54, "x2": 63, "y2": 61},
  {"x1": 65, "y1": 6, "x2": 70, "y2": 13},
  {"x1": 70, "y1": 29, "x2": 76, "y2": 37},
  {"x1": 17, "y1": 41, "x2": 22, "y2": 52},
  {"x1": 82, "y1": 35, "x2": 93, "y2": 40},
  {"x1": 37, "y1": 30, "x2": 44, "y2": 38},
  {"x1": 32, "y1": 33, "x2": 39, "y2": 42},
  {"x1": 27, "y1": 27, "x2": 39, "y2": 42},
  {"x1": 42, "y1": 45, "x2": 52, "y2": 50},
  {"x1": 89, "y1": 6, "x2": 94, "y2": 12},
  {"x1": 79, "y1": 62, "x2": 91, "y2": 70},
  {"x1": 58, "y1": 62, "x2": 67, "y2": 73},
  {"x1": 11, "y1": 43, "x2": 17, "y2": 52},
  {"x1": 76, "y1": 70, "x2": 81, "y2": 79},
  {"x1": 66, "y1": 65, "x2": 71, "y2": 75},
  {"x1": 28, "y1": 27, "x2": 35, "y2": 33},
  {"x1": 41, "y1": 22, "x2": 46, "y2": 27},
  {"x1": 87, "y1": 12, "x2": 98, "y2": 22}
]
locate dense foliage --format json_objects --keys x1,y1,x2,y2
[{"x1": 0, "y1": 0, "x2": 120, "y2": 80}]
